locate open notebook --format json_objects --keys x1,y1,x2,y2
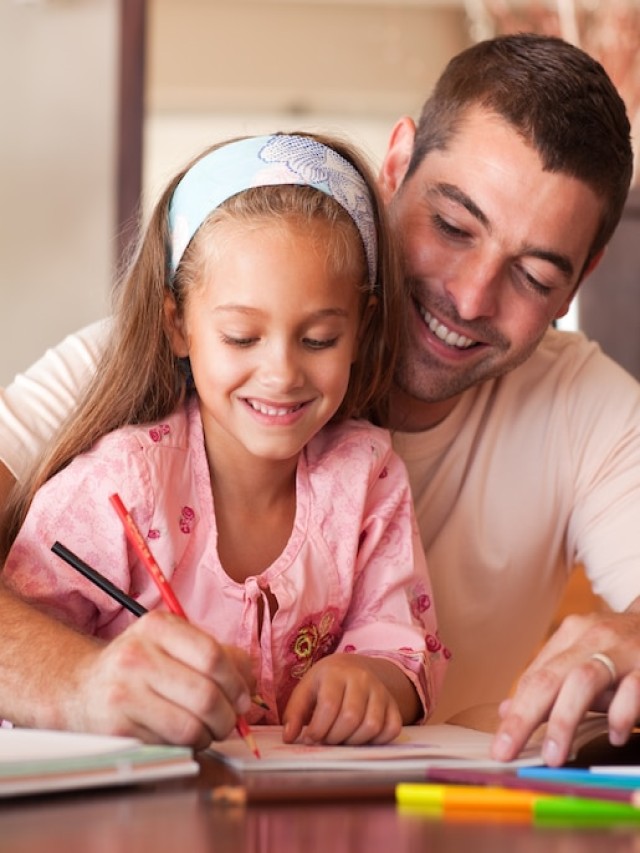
[
  {"x1": 206, "y1": 714, "x2": 610, "y2": 774},
  {"x1": 0, "y1": 728, "x2": 199, "y2": 797}
]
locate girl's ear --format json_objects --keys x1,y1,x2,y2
[{"x1": 163, "y1": 293, "x2": 190, "y2": 357}]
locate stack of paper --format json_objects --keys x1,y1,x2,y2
[
  {"x1": 0, "y1": 728, "x2": 199, "y2": 797},
  {"x1": 207, "y1": 715, "x2": 610, "y2": 773}
]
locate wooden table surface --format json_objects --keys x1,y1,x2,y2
[{"x1": 2, "y1": 734, "x2": 640, "y2": 852}]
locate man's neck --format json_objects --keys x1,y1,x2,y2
[{"x1": 387, "y1": 384, "x2": 462, "y2": 433}]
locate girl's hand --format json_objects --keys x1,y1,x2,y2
[{"x1": 281, "y1": 653, "x2": 414, "y2": 746}]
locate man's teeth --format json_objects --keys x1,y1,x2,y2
[
  {"x1": 248, "y1": 400, "x2": 303, "y2": 416},
  {"x1": 421, "y1": 309, "x2": 476, "y2": 349}
]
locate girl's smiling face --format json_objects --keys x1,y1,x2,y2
[{"x1": 165, "y1": 217, "x2": 364, "y2": 472}]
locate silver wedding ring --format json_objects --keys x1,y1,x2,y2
[{"x1": 590, "y1": 652, "x2": 617, "y2": 686}]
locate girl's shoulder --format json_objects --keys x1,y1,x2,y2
[
  {"x1": 90, "y1": 404, "x2": 192, "y2": 457},
  {"x1": 311, "y1": 417, "x2": 391, "y2": 449},
  {"x1": 305, "y1": 419, "x2": 394, "y2": 477}
]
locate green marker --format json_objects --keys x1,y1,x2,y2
[{"x1": 535, "y1": 795, "x2": 640, "y2": 826}]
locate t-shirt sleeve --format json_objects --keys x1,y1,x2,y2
[
  {"x1": 0, "y1": 320, "x2": 109, "y2": 481},
  {"x1": 566, "y1": 349, "x2": 640, "y2": 612}
]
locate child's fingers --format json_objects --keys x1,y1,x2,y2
[
  {"x1": 323, "y1": 683, "x2": 402, "y2": 745},
  {"x1": 281, "y1": 680, "x2": 317, "y2": 743},
  {"x1": 367, "y1": 701, "x2": 403, "y2": 745},
  {"x1": 302, "y1": 679, "x2": 351, "y2": 744},
  {"x1": 283, "y1": 656, "x2": 404, "y2": 746},
  {"x1": 303, "y1": 673, "x2": 398, "y2": 745},
  {"x1": 283, "y1": 670, "x2": 351, "y2": 744}
]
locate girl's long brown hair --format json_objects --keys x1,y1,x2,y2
[{"x1": 1, "y1": 131, "x2": 406, "y2": 559}]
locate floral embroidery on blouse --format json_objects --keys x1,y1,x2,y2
[
  {"x1": 409, "y1": 582, "x2": 432, "y2": 625},
  {"x1": 148, "y1": 424, "x2": 171, "y2": 443},
  {"x1": 426, "y1": 631, "x2": 452, "y2": 660},
  {"x1": 179, "y1": 506, "x2": 195, "y2": 534},
  {"x1": 288, "y1": 609, "x2": 341, "y2": 680},
  {"x1": 426, "y1": 632, "x2": 442, "y2": 653}
]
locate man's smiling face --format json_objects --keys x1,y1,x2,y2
[{"x1": 379, "y1": 106, "x2": 604, "y2": 431}]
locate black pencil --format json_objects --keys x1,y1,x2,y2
[
  {"x1": 51, "y1": 539, "x2": 270, "y2": 712},
  {"x1": 51, "y1": 541, "x2": 148, "y2": 617}
]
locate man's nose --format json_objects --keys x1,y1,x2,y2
[{"x1": 445, "y1": 257, "x2": 502, "y2": 320}]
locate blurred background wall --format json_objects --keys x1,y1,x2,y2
[
  {"x1": 0, "y1": 0, "x2": 118, "y2": 386},
  {"x1": 2, "y1": 0, "x2": 638, "y2": 388},
  {"x1": 144, "y1": 0, "x2": 468, "y2": 194},
  {"x1": 0, "y1": 0, "x2": 469, "y2": 387}
]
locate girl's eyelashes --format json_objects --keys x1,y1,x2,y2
[
  {"x1": 220, "y1": 334, "x2": 258, "y2": 347},
  {"x1": 302, "y1": 337, "x2": 339, "y2": 350},
  {"x1": 219, "y1": 334, "x2": 340, "y2": 350}
]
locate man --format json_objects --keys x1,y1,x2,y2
[
  {"x1": 1, "y1": 34, "x2": 638, "y2": 764},
  {"x1": 376, "y1": 34, "x2": 638, "y2": 766}
]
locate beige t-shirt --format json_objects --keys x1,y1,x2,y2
[
  {"x1": 393, "y1": 328, "x2": 640, "y2": 721},
  {"x1": 2, "y1": 324, "x2": 640, "y2": 722},
  {"x1": 0, "y1": 320, "x2": 109, "y2": 481}
]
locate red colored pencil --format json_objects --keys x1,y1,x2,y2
[{"x1": 109, "y1": 492, "x2": 261, "y2": 759}]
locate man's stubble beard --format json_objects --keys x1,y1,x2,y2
[{"x1": 393, "y1": 328, "x2": 544, "y2": 405}]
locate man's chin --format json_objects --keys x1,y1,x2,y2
[
  {"x1": 394, "y1": 361, "x2": 481, "y2": 405},
  {"x1": 395, "y1": 336, "x2": 540, "y2": 403}
]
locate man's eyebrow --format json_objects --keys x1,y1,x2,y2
[
  {"x1": 432, "y1": 182, "x2": 490, "y2": 228},
  {"x1": 525, "y1": 248, "x2": 574, "y2": 279},
  {"x1": 431, "y1": 182, "x2": 575, "y2": 279}
]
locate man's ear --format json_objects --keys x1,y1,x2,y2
[
  {"x1": 582, "y1": 247, "x2": 605, "y2": 281},
  {"x1": 554, "y1": 248, "x2": 606, "y2": 320},
  {"x1": 378, "y1": 117, "x2": 416, "y2": 204},
  {"x1": 163, "y1": 293, "x2": 189, "y2": 357},
  {"x1": 554, "y1": 247, "x2": 606, "y2": 320}
]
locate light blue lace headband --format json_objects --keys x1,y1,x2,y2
[{"x1": 168, "y1": 134, "x2": 378, "y2": 288}]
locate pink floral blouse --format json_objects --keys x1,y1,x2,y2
[{"x1": 5, "y1": 397, "x2": 448, "y2": 722}]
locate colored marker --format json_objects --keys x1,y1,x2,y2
[
  {"x1": 395, "y1": 783, "x2": 640, "y2": 824},
  {"x1": 424, "y1": 766, "x2": 636, "y2": 803},
  {"x1": 518, "y1": 766, "x2": 640, "y2": 790}
]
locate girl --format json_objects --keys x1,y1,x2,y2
[{"x1": 2, "y1": 133, "x2": 446, "y2": 745}]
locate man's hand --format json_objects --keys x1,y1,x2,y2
[
  {"x1": 491, "y1": 602, "x2": 640, "y2": 766},
  {"x1": 0, "y1": 585, "x2": 254, "y2": 750},
  {"x1": 65, "y1": 611, "x2": 255, "y2": 749}
]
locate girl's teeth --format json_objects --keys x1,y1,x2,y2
[{"x1": 249, "y1": 401, "x2": 301, "y2": 416}]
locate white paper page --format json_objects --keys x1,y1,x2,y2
[
  {"x1": 0, "y1": 729, "x2": 141, "y2": 762},
  {"x1": 207, "y1": 716, "x2": 609, "y2": 773}
]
